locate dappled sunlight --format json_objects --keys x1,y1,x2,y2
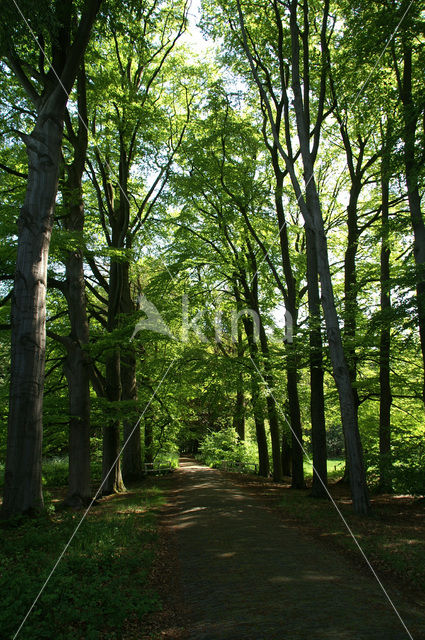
[{"x1": 164, "y1": 458, "x2": 425, "y2": 639}]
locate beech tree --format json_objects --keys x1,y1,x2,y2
[
  {"x1": 1, "y1": 0, "x2": 102, "y2": 517},
  {"x1": 204, "y1": 0, "x2": 371, "y2": 512}
]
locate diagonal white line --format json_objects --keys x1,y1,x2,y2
[
  {"x1": 249, "y1": 355, "x2": 414, "y2": 640},
  {"x1": 9, "y1": 0, "x2": 177, "y2": 284},
  {"x1": 247, "y1": 0, "x2": 414, "y2": 287},
  {"x1": 12, "y1": 358, "x2": 176, "y2": 640},
  {"x1": 351, "y1": 0, "x2": 414, "y2": 110}
]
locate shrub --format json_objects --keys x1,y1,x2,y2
[{"x1": 198, "y1": 427, "x2": 256, "y2": 470}]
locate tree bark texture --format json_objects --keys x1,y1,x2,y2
[
  {"x1": 289, "y1": 0, "x2": 369, "y2": 513},
  {"x1": 3, "y1": 115, "x2": 62, "y2": 517},
  {"x1": 2, "y1": 0, "x2": 102, "y2": 518},
  {"x1": 379, "y1": 128, "x2": 392, "y2": 492},
  {"x1": 401, "y1": 45, "x2": 425, "y2": 406},
  {"x1": 305, "y1": 225, "x2": 328, "y2": 497}
]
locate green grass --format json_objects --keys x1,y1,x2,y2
[
  {"x1": 0, "y1": 485, "x2": 164, "y2": 640},
  {"x1": 0, "y1": 457, "x2": 104, "y2": 490},
  {"x1": 303, "y1": 458, "x2": 345, "y2": 481},
  {"x1": 277, "y1": 487, "x2": 425, "y2": 591}
]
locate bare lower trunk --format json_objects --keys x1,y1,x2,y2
[
  {"x1": 233, "y1": 375, "x2": 245, "y2": 440},
  {"x1": 144, "y1": 416, "x2": 154, "y2": 465},
  {"x1": 379, "y1": 132, "x2": 392, "y2": 492},
  {"x1": 312, "y1": 203, "x2": 369, "y2": 512},
  {"x1": 305, "y1": 225, "x2": 327, "y2": 497},
  {"x1": 102, "y1": 419, "x2": 125, "y2": 494},
  {"x1": 235, "y1": 280, "x2": 269, "y2": 475},
  {"x1": 63, "y1": 108, "x2": 91, "y2": 505},
  {"x1": 102, "y1": 348, "x2": 125, "y2": 494},
  {"x1": 343, "y1": 178, "x2": 361, "y2": 410},
  {"x1": 289, "y1": 0, "x2": 369, "y2": 514},
  {"x1": 121, "y1": 267, "x2": 142, "y2": 480},
  {"x1": 122, "y1": 347, "x2": 142, "y2": 480},
  {"x1": 64, "y1": 339, "x2": 91, "y2": 505},
  {"x1": 286, "y1": 360, "x2": 305, "y2": 488},
  {"x1": 281, "y1": 430, "x2": 292, "y2": 476},
  {"x1": 251, "y1": 372, "x2": 269, "y2": 477},
  {"x1": 253, "y1": 276, "x2": 282, "y2": 481},
  {"x1": 2, "y1": 115, "x2": 63, "y2": 517},
  {"x1": 401, "y1": 46, "x2": 425, "y2": 406},
  {"x1": 274, "y1": 175, "x2": 303, "y2": 487}
]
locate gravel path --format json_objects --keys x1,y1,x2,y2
[{"x1": 161, "y1": 458, "x2": 425, "y2": 640}]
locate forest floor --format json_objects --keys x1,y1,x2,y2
[{"x1": 143, "y1": 457, "x2": 425, "y2": 640}]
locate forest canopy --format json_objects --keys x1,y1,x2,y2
[{"x1": 1, "y1": 0, "x2": 425, "y2": 518}]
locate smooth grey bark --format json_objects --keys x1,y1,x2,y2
[
  {"x1": 305, "y1": 225, "x2": 328, "y2": 497},
  {"x1": 281, "y1": 429, "x2": 292, "y2": 476},
  {"x1": 235, "y1": 283, "x2": 269, "y2": 477},
  {"x1": 2, "y1": 0, "x2": 102, "y2": 518},
  {"x1": 246, "y1": 243, "x2": 283, "y2": 482},
  {"x1": 121, "y1": 346, "x2": 142, "y2": 480},
  {"x1": 399, "y1": 45, "x2": 425, "y2": 406},
  {"x1": 288, "y1": 0, "x2": 369, "y2": 513},
  {"x1": 3, "y1": 114, "x2": 61, "y2": 516},
  {"x1": 144, "y1": 411, "x2": 154, "y2": 466},
  {"x1": 233, "y1": 330, "x2": 245, "y2": 440},
  {"x1": 240, "y1": 169, "x2": 303, "y2": 486},
  {"x1": 102, "y1": 345, "x2": 125, "y2": 494},
  {"x1": 121, "y1": 264, "x2": 142, "y2": 480},
  {"x1": 250, "y1": 370, "x2": 270, "y2": 478},
  {"x1": 274, "y1": 178, "x2": 304, "y2": 489},
  {"x1": 379, "y1": 126, "x2": 392, "y2": 492},
  {"x1": 101, "y1": 247, "x2": 126, "y2": 494},
  {"x1": 62, "y1": 67, "x2": 91, "y2": 506}
]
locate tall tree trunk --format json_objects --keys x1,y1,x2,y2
[
  {"x1": 289, "y1": 0, "x2": 369, "y2": 513},
  {"x1": 307, "y1": 189, "x2": 369, "y2": 512},
  {"x1": 63, "y1": 67, "x2": 91, "y2": 506},
  {"x1": 260, "y1": 341, "x2": 283, "y2": 482},
  {"x1": 281, "y1": 429, "x2": 292, "y2": 476},
  {"x1": 102, "y1": 347, "x2": 125, "y2": 494},
  {"x1": 233, "y1": 326, "x2": 245, "y2": 440},
  {"x1": 242, "y1": 312, "x2": 269, "y2": 477},
  {"x1": 343, "y1": 177, "x2": 361, "y2": 409},
  {"x1": 102, "y1": 255, "x2": 125, "y2": 494},
  {"x1": 274, "y1": 174, "x2": 305, "y2": 489},
  {"x1": 63, "y1": 303, "x2": 91, "y2": 505},
  {"x1": 247, "y1": 242, "x2": 283, "y2": 482},
  {"x1": 305, "y1": 225, "x2": 328, "y2": 497},
  {"x1": 286, "y1": 360, "x2": 304, "y2": 488},
  {"x1": 1, "y1": 0, "x2": 103, "y2": 518},
  {"x1": 144, "y1": 414, "x2": 154, "y2": 466},
  {"x1": 121, "y1": 347, "x2": 142, "y2": 480},
  {"x1": 233, "y1": 372, "x2": 245, "y2": 440},
  {"x1": 250, "y1": 370, "x2": 269, "y2": 477},
  {"x1": 121, "y1": 265, "x2": 142, "y2": 480},
  {"x1": 2, "y1": 115, "x2": 62, "y2": 517},
  {"x1": 234, "y1": 280, "x2": 269, "y2": 475},
  {"x1": 379, "y1": 125, "x2": 392, "y2": 492},
  {"x1": 401, "y1": 45, "x2": 425, "y2": 406}
]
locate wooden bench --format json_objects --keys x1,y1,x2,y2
[{"x1": 144, "y1": 461, "x2": 172, "y2": 475}]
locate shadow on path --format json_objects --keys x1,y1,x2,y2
[{"x1": 161, "y1": 457, "x2": 425, "y2": 640}]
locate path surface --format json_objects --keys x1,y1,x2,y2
[{"x1": 161, "y1": 458, "x2": 425, "y2": 640}]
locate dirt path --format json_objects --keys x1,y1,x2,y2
[{"x1": 158, "y1": 458, "x2": 425, "y2": 640}]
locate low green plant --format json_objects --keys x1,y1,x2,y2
[
  {"x1": 0, "y1": 486, "x2": 164, "y2": 639},
  {"x1": 198, "y1": 427, "x2": 257, "y2": 470}
]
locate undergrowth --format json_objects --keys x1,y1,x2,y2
[
  {"x1": 278, "y1": 488, "x2": 425, "y2": 591},
  {"x1": 0, "y1": 486, "x2": 164, "y2": 640}
]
